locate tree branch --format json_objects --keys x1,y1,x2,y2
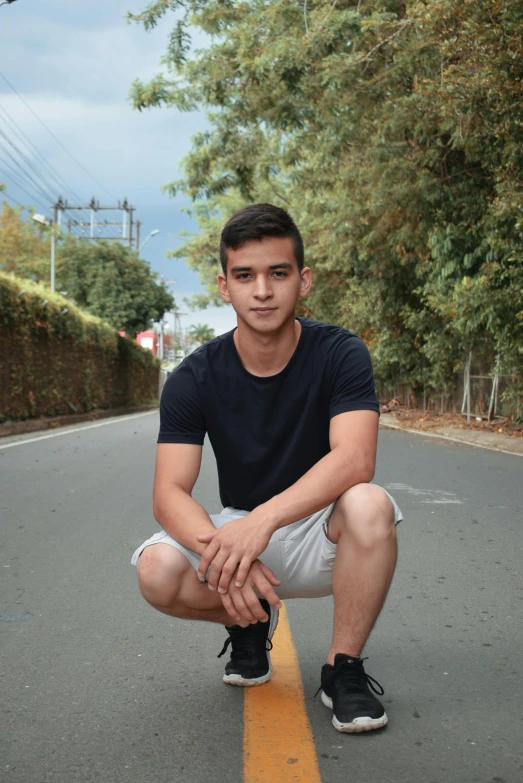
[
  {"x1": 304, "y1": 0, "x2": 308, "y2": 35},
  {"x1": 314, "y1": 0, "x2": 338, "y2": 37},
  {"x1": 354, "y1": 19, "x2": 413, "y2": 66},
  {"x1": 268, "y1": 179, "x2": 291, "y2": 205}
]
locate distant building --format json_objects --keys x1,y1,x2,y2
[
  {"x1": 136, "y1": 329, "x2": 173, "y2": 358},
  {"x1": 136, "y1": 330, "x2": 155, "y2": 352}
]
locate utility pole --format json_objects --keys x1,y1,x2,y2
[
  {"x1": 53, "y1": 197, "x2": 139, "y2": 249},
  {"x1": 159, "y1": 321, "x2": 165, "y2": 361},
  {"x1": 172, "y1": 308, "x2": 186, "y2": 354},
  {"x1": 123, "y1": 198, "x2": 134, "y2": 248},
  {"x1": 31, "y1": 212, "x2": 56, "y2": 291}
]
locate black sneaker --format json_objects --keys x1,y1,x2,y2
[
  {"x1": 217, "y1": 600, "x2": 279, "y2": 686},
  {"x1": 319, "y1": 653, "x2": 388, "y2": 733}
]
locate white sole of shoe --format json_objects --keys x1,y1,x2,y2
[
  {"x1": 321, "y1": 692, "x2": 388, "y2": 733},
  {"x1": 223, "y1": 657, "x2": 272, "y2": 687},
  {"x1": 222, "y1": 606, "x2": 279, "y2": 687}
]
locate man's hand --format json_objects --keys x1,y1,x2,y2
[
  {"x1": 196, "y1": 512, "x2": 274, "y2": 592},
  {"x1": 219, "y1": 560, "x2": 282, "y2": 624}
]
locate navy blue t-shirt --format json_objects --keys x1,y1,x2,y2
[{"x1": 158, "y1": 317, "x2": 379, "y2": 511}]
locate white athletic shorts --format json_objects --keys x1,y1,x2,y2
[{"x1": 131, "y1": 487, "x2": 403, "y2": 600}]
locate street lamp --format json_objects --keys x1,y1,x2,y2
[
  {"x1": 31, "y1": 213, "x2": 56, "y2": 292},
  {"x1": 138, "y1": 229, "x2": 159, "y2": 253},
  {"x1": 0, "y1": 1, "x2": 19, "y2": 7}
]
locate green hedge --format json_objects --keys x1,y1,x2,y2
[{"x1": 0, "y1": 273, "x2": 160, "y2": 422}]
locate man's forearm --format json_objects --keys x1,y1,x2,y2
[
  {"x1": 153, "y1": 486, "x2": 216, "y2": 555},
  {"x1": 258, "y1": 446, "x2": 374, "y2": 534}
]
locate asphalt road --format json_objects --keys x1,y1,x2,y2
[{"x1": 1, "y1": 411, "x2": 522, "y2": 783}]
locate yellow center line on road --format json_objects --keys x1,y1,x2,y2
[{"x1": 244, "y1": 604, "x2": 322, "y2": 783}]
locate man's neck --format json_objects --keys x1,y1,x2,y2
[{"x1": 233, "y1": 317, "x2": 302, "y2": 377}]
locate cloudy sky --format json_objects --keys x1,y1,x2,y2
[{"x1": 0, "y1": 0, "x2": 237, "y2": 335}]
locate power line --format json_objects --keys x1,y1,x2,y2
[
  {"x1": 0, "y1": 82, "x2": 135, "y2": 243},
  {"x1": 0, "y1": 180, "x2": 85, "y2": 238},
  {"x1": 0, "y1": 76, "x2": 138, "y2": 242},
  {"x1": 0, "y1": 120, "x2": 91, "y2": 231},
  {"x1": 0, "y1": 151, "x2": 88, "y2": 237},
  {"x1": 0, "y1": 135, "x2": 57, "y2": 204},
  {"x1": 0, "y1": 166, "x2": 47, "y2": 207},
  {"x1": 0, "y1": 70, "x2": 117, "y2": 202},
  {"x1": 0, "y1": 150, "x2": 48, "y2": 202},
  {"x1": 0, "y1": 165, "x2": 83, "y2": 236},
  {"x1": 0, "y1": 108, "x2": 93, "y2": 228},
  {"x1": 0, "y1": 122, "x2": 92, "y2": 223},
  {"x1": 0, "y1": 103, "x2": 87, "y2": 206}
]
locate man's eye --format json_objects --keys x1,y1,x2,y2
[
  {"x1": 236, "y1": 274, "x2": 250, "y2": 280},
  {"x1": 273, "y1": 271, "x2": 287, "y2": 277}
]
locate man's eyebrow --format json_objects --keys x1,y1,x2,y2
[
  {"x1": 269, "y1": 262, "x2": 294, "y2": 270},
  {"x1": 230, "y1": 262, "x2": 294, "y2": 273}
]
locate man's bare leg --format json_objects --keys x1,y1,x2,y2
[
  {"x1": 137, "y1": 542, "x2": 278, "y2": 686},
  {"x1": 326, "y1": 483, "x2": 397, "y2": 664},
  {"x1": 136, "y1": 544, "x2": 246, "y2": 626}
]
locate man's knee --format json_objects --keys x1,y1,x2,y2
[
  {"x1": 136, "y1": 544, "x2": 191, "y2": 608},
  {"x1": 332, "y1": 483, "x2": 396, "y2": 547}
]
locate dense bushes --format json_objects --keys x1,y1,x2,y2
[{"x1": 0, "y1": 273, "x2": 160, "y2": 421}]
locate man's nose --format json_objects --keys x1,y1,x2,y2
[{"x1": 253, "y1": 276, "x2": 273, "y2": 299}]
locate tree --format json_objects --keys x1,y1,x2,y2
[
  {"x1": 57, "y1": 237, "x2": 175, "y2": 336},
  {"x1": 188, "y1": 323, "x2": 215, "y2": 345},
  {"x1": 0, "y1": 204, "x2": 175, "y2": 335},
  {"x1": 129, "y1": 0, "x2": 523, "y2": 404},
  {"x1": 0, "y1": 202, "x2": 50, "y2": 281}
]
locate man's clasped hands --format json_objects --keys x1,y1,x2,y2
[{"x1": 197, "y1": 510, "x2": 282, "y2": 626}]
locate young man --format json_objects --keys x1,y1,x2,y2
[{"x1": 132, "y1": 203, "x2": 402, "y2": 734}]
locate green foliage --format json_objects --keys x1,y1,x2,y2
[
  {"x1": 0, "y1": 270, "x2": 116, "y2": 346},
  {"x1": 57, "y1": 237, "x2": 174, "y2": 336},
  {"x1": 188, "y1": 323, "x2": 216, "y2": 345},
  {"x1": 0, "y1": 202, "x2": 51, "y2": 281},
  {"x1": 129, "y1": 0, "x2": 523, "y2": 406},
  {"x1": 0, "y1": 204, "x2": 175, "y2": 336},
  {"x1": 0, "y1": 272, "x2": 161, "y2": 421}
]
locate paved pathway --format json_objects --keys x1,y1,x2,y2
[{"x1": 1, "y1": 412, "x2": 522, "y2": 782}]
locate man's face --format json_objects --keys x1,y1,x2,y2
[{"x1": 217, "y1": 237, "x2": 312, "y2": 331}]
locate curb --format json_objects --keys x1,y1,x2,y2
[
  {"x1": 0, "y1": 404, "x2": 159, "y2": 440},
  {"x1": 379, "y1": 418, "x2": 523, "y2": 458}
]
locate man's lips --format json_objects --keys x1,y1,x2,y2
[{"x1": 251, "y1": 307, "x2": 276, "y2": 312}]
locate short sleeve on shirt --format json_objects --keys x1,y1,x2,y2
[
  {"x1": 157, "y1": 362, "x2": 206, "y2": 445},
  {"x1": 328, "y1": 334, "x2": 380, "y2": 419}
]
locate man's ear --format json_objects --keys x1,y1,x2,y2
[
  {"x1": 218, "y1": 273, "x2": 231, "y2": 303},
  {"x1": 299, "y1": 267, "x2": 312, "y2": 299}
]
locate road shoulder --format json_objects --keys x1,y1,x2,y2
[
  {"x1": 380, "y1": 413, "x2": 523, "y2": 456},
  {"x1": 0, "y1": 404, "x2": 158, "y2": 439}
]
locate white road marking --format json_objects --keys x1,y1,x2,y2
[
  {"x1": 385, "y1": 482, "x2": 463, "y2": 504},
  {"x1": 419, "y1": 499, "x2": 462, "y2": 504},
  {"x1": 0, "y1": 410, "x2": 157, "y2": 450}
]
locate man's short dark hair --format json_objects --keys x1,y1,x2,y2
[{"x1": 219, "y1": 203, "x2": 304, "y2": 275}]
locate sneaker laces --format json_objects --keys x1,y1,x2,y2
[
  {"x1": 315, "y1": 657, "x2": 385, "y2": 697},
  {"x1": 217, "y1": 626, "x2": 273, "y2": 661}
]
